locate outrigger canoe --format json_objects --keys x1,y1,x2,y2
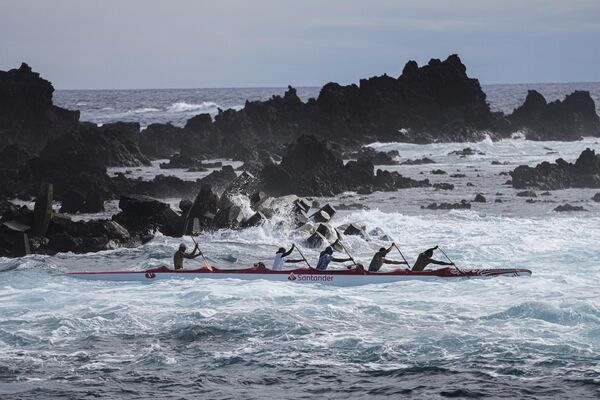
[{"x1": 67, "y1": 264, "x2": 532, "y2": 287}]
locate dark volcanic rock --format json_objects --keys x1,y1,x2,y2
[
  {"x1": 349, "y1": 147, "x2": 399, "y2": 165},
  {"x1": 510, "y1": 148, "x2": 600, "y2": 190},
  {"x1": 422, "y1": 200, "x2": 471, "y2": 210},
  {"x1": 431, "y1": 169, "x2": 447, "y2": 175},
  {"x1": 0, "y1": 63, "x2": 80, "y2": 153},
  {"x1": 553, "y1": 204, "x2": 586, "y2": 212},
  {"x1": 113, "y1": 195, "x2": 183, "y2": 238},
  {"x1": 509, "y1": 90, "x2": 600, "y2": 140},
  {"x1": 448, "y1": 147, "x2": 484, "y2": 157},
  {"x1": 400, "y1": 157, "x2": 436, "y2": 165},
  {"x1": 433, "y1": 183, "x2": 454, "y2": 190},
  {"x1": 516, "y1": 190, "x2": 537, "y2": 198},
  {"x1": 473, "y1": 194, "x2": 486, "y2": 203},
  {"x1": 593, "y1": 193, "x2": 600, "y2": 202}
]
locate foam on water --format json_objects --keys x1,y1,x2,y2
[{"x1": 2, "y1": 201, "x2": 600, "y2": 398}]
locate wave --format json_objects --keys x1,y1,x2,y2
[
  {"x1": 127, "y1": 107, "x2": 160, "y2": 114},
  {"x1": 166, "y1": 101, "x2": 220, "y2": 113}
]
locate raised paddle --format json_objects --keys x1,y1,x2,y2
[
  {"x1": 437, "y1": 246, "x2": 464, "y2": 275},
  {"x1": 191, "y1": 236, "x2": 213, "y2": 271}
]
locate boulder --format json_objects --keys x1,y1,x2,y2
[
  {"x1": 593, "y1": 193, "x2": 600, "y2": 202},
  {"x1": 306, "y1": 231, "x2": 328, "y2": 248},
  {"x1": 473, "y1": 193, "x2": 486, "y2": 203},
  {"x1": 241, "y1": 211, "x2": 266, "y2": 228},
  {"x1": 516, "y1": 190, "x2": 537, "y2": 198},
  {"x1": 554, "y1": 204, "x2": 587, "y2": 212},
  {"x1": 316, "y1": 223, "x2": 336, "y2": 241}
]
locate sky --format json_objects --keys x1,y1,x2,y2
[{"x1": 1, "y1": 0, "x2": 599, "y2": 89}]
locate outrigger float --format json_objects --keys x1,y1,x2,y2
[{"x1": 67, "y1": 264, "x2": 532, "y2": 287}]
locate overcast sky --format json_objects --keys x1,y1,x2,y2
[{"x1": 1, "y1": 0, "x2": 599, "y2": 89}]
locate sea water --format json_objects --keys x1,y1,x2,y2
[{"x1": 1, "y1": 84, "x2": 600, "y2": 398}]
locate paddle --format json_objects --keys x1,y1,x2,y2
[
  {"x1": 293, "y1": 243, "x2": 312, "y2": 268},
  {"x1": 333, "y1": 229, "x2": 357, "y2": 267},
  {"x1": 190, "y1": 218, "x2": 213, "y2": 271},
  {"x1": 437, "y1": 246, "x2": 464, "y2": 275},
  {"x1": 392, "y1": 242, "x2": 412, "y2": 269}
]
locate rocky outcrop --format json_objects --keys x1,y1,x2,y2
[
  {"x1": 0, "y1": 63, "x2": 80, "y2": 153},
  {"x1": 259, "y1": 135, "x2": 430, "y2": 196},
  {"x1": 508, "y1": 90, "x2": 600, "y2": 140},
  {"x1": 510, "y1": 148, "x2": 600, "y2": 190}
]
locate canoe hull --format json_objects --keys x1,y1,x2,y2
[{"x1": 67, "y1": 266, "x2": 532, "y2": 287}]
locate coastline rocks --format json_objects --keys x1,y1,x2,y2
[
  {"x1": 113, "y1": 194, "x2": 183, "y2": 238},
  {"x1": 400, "y1": 157, "x2": 435, "y2": 165},
  {"x1": 0, "y1": 63, "x2": 80, "y2": 153},
  {"x1": 508, "y1": 90, "x2": 600, "y2": 140},
  {"x1": 256, "y1": 133, "x2": 431, "y2": 198},
  {"x1": 593, "y1": 193, "x2": 600, "y2": 202},
  {"x1": 422, "y1": 200, "x2": 471, "y2": 210},
  {"x1": 553, "y1": 204, "x2": 587, "y2": 212},
  {"x1": 349, "y1": 147, "x2": 399, "y2": 165},
  {"x1": 510, "y1": 148, "x2": 600, "y2": 190}
]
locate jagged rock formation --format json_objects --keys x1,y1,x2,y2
[
  {"x1": 510, "y1": 148, "x2": 600, "y2": 190},
  {"x1": 259, "y1": 135, "x2": 430, "y2": 196},
  {"x1": 508, "y1": 90, "x2": 600, "y2": 140},
  {"x1": 0, "y1": 63, "x2": 80, "y2": 152}
]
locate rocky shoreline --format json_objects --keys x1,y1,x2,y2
[{"x1": 1, "y1": 57, "x2": 600, "y2": 258}]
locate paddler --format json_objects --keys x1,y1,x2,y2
[
  {"x1": 316, "y1": 246, "x2": 352, "y2": 271},
  {"x1": 272, "y1": 245, "x2": 295, "y2": 271},
  {"x1": 368, "y1": 244, "x2": 408, "y2": 272},
  {"x1": 411, "y1": 246, "x2": 454, "y2": 271},
  {"x1": 173, "y1": 243, "x2": 203, "y2": 270}
]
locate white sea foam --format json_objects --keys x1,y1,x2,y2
[{"x1": 166, "y1": 101, "x2": 220, "y2": 113}]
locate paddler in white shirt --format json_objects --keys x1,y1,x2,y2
[{"x1": 272, "y1": 244, "x2": 295, "y2": 270}]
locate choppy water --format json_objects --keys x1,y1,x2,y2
[{"x1": 2, "y1": 86, "x2": 600, "y2": 399}]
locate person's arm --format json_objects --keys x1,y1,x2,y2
[
  {"x1": 332, "y1": 257, "x2": 352, "y2": 263},
  {"x1": 383, "y1": 259, "x2": 408, "y2": 265},
  {"x1": 385, "y1": 243, "x2": 395, "y2": 254},
  {"x1": 283, "y1": 244, "x2": 295, "y2": 257},
  {"x1": 430, "y1": 259, "x2": 453, "y2": 266}
]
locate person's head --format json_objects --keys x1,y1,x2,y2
[
  {"x1": 424, "y1": 249, "x2": 434, "y2": 257},
  {"x1": 325, "y1": 246, "x2": 334, "y2": 255},
  {"x1": 277, "y1": 247, "x2": 285, "y2": 254},
  {"x1": 379, "y1": 247, "x2": 386, "y2": 254},
  {"x1": 179, "y1": 243, "x2": 187, "y2": 252}
]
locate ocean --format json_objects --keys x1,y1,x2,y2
[{"x1": 1, "y1": 83, "x2": 600, "y2": 399}]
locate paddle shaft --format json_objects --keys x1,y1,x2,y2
[
  {"x1": 293, "y1": 245, "x2": 312, "y2": 268},
  {"x1": 438, "y1": 247, "x2": 464, "y2": 275},
  {"x1": 191, "y1": 237, "x2": 211, "y2": 268},
  {"x1": 393, "y1": 243, "x2": 412, "y2": 269}
]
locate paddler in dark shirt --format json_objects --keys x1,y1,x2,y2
[
  {"x1": 411, "y1": 246, "x2": 453, "y2": 271},
  {"x1": 173, "y1": 243, "x2": 202, "y2": 270},
  {"x1": 368, "y1": 244, "x2": 408, "y2": 272}
]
